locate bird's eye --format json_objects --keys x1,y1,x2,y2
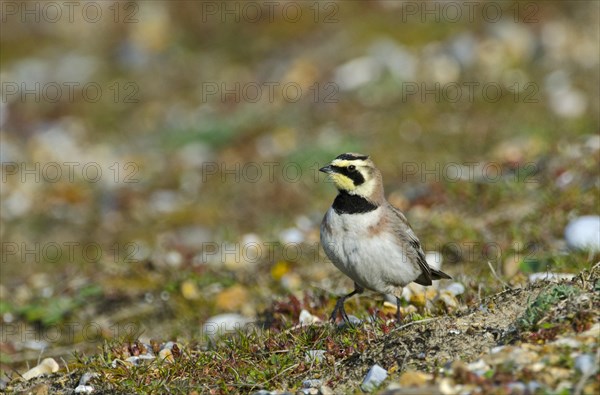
[{"x1": 348, "y1": 165, "x2": 356, "y2": 171}]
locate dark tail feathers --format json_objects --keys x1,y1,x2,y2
[{"x1": 430, "y1": 268, "x2": 452, "y2": 280}]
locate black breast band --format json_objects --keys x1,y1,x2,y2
[{"x1": 332, "y1": 191, "x2": 378, "y2": 214}]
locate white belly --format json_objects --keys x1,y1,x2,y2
[{"x1": 320, "y1": 207, "x2": 421, "y2": 294}]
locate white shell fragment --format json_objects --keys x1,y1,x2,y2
[
  {"x1": 361, "y1": 364, "x2": 388, "y2": 392},
  {"x1": 21, "y1": 357, "x2": 59, "y2": 380}
]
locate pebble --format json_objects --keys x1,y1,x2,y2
[
  {"x1": 564, "y1": 215, "x2": 600, "y2": 252},
  {"x1": 361, "y1": 364, "x2": 388, "y2": 392},
  {"x1": 299, "y1": 309, "x2": 321, "y2": 325},
  {"x1": 202, "y1": 313, "x2": 252, "y2": 339},
  {"x1": 279, "y1": 227, "x2": 305, "y2": 244},
  {"x1": 296, "y1": 388, "x2": 318, "y2": 395},
  {"x1": 79, "y1": 372, "x2": 98, "y2": 385},
  {"x1": 302, "y1": 379, "x2": 322, "y2": 388},
  {"x1": 74, "y1": 385, "x2": 94, "y2": 393},
  {"x1": 125, "y1": 354, "x2": 156, "y2": 365},
  {"x1": 158, "y1": 349, "x2": 174, "y2": 363},
  {"x1": 21, "y1": 358, "x2": 59, "y2": 380},
  {"x1": 445, "y1": 282, "x2": 465, "y2": 296},
  {"x1": 338, "y1": 315, "x2": 362, "y2": 328},
  {"x1": 574, "y1": 354, "x2": 597, "y2": 375}
]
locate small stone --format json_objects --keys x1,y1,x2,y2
[
  {"x1": 125, "y1": 355, "x2": 155, "y2": 365},
  {"x1": 398, "y1": 370, "x2": 432, "y2": 387},
  {"x1": 302, "y1": 379, "x2": 322, "y2": 388},
  {"x1": 279, "y1": 227, "x2": 305, "y2": 244},
  {"x1": 338, "y1": 315, "x2": 362, "y2": 328},
  {"x1": 202, "y1": 313, "x2": 252, "y2": 339},
  {"x1": 319, "y1": 385, "x2": 334, "y2": 395},
  {"x1": 565, "y1": 215, "x2": 600, "y2": 252},
  {"x1": 251, "y1": 391, "x2": 272, "y2": 395},
  {"x1": 361, "y1": 364, "x2": 388, "y2": 392},
  {"x1": 446, "y1": 282, "x2": 465, "y2": 296},
  {"x1": 124, "y1": 356, "x2": 139, "y2": 365},
  {"x1": 574, "y1": 354, "x2": 597, "y2": 375},
  {"x1": 305, "y1": 350, "x2": 326, "y2": 363},
  {"x1": 21, "y1": 358, "x2": 59, "y2": 380},
  {"x1": 299, "y1": 309, "x2": 321, "y2": 325},
  {"x1": 158, "y1": 348, "x2": 174, "y2": 363},
  {"x1": 74, "y1": 385, "x2": 94, "y2": 394},
  {"x1": 79, "y1": 372, "x2": 99, "y2": 385}
]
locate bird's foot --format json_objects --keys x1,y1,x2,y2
[
  {"x1": 395, "y1": 297, "x2": 403, "y2": 324},
  {"x1": 330, "y1": 298, "x2": 354, "y2": 326}
]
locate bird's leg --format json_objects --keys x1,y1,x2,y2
[
  {"x1": 330, "y1": 285, "x2": 363, "y2": 323},
  {"x1": 395, "y1": 296, "x2": 402, "y2": 323}
]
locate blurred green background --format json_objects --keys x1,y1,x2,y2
[{"x1": 1, "y1": 0, "x2": 598, "y2": 370}]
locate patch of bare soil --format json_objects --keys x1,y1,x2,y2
[{"x1": 335, "y1": 266, "x2": 599, "y2": 393}]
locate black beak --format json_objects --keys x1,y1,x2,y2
[{"x1": 319, "y1": 165, "x2": 333, "y2": 174}]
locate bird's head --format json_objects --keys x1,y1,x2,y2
[{"x1": 320, "y1": 153, "x2": 383, "y2": 199}]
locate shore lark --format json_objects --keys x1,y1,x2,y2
[{"x1": 320, "y1": 153, "x2": 451, "y2": 323}]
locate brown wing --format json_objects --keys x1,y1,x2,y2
[{"x1": 386, "y1": 203, "x2": 451, "y2": 285}]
